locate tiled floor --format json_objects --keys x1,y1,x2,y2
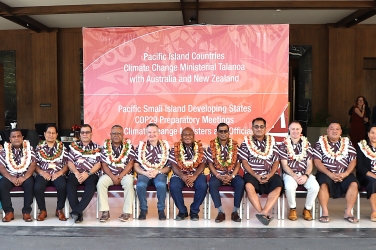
[{"x1": 1, "y1": 193, "x2": 375, "y2": 228}]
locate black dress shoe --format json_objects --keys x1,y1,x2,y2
[
  {"x1": 158, "y1": 210, "x2": 166, "y2": 220},
  {"x1": 71, "y1": 212, "x2": 83, "y2": 223},
  {"x1": 138, "y1": 210, "x2": 147, "y2": 220},
  {"x1": 190, "y1": 212, "x2": 199, "y2": 221},
  {"x1": 215, "y1": 212, "x2": 226, "y2": 223},
  {"x1": 231, "y1": 211, "x2": 241, "y2": 222},
  {"x1": 175, "y1": 212, "x2": 188, "y2": 221}
]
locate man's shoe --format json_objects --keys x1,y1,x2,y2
[
  {"x1": 119, "y1": 213, "x2": 131, "y2": 222},
  {"x1": 190, "y1": 212, "x2": 199, "y2": 221},
  {"x1": 175, "y1": 212, "x2": 188, "y2": 221},
  {"x1": 99, "y1": 211, "x2": 110, "y2": 222},
  {"x1": 288, "y1": 209, "x2": 298, "y2": 221},
  {"x1": 138, "y1": 210, "x2": 147, "y2": 220},
  {"x1": 303, "y1": 208, "x2": 313, "y2": 221},
  {"x1": 23, "y1": 213, "x2": 32, "y2": 222},
  {"x1": 215, "y1": 212, "x2": 226, "y2": 223},
  {"x1": 55, "y1": 209, "x2": 67, "y2": 221},
  {"x1": 158, "y1": 210, "x2": 166, "y2": 220},
  {"x1": 2, "y1": 212, "x2": 14, "y2": 222},
  {"x1": 37, "y1": 210, "x2": 47, "y2": 221},
  {"x1": 231, "y1": 211, "x2": 241, "y2": 222},
  {"x1": 71, "y1": 212, "x2": 83, "y2": 223}
]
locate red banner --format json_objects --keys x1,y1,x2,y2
[{"x1": 83, "y1": 25, "x2": 289, "y2": 145}]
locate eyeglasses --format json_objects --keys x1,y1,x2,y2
[
  {"x1": 80, "y1": 131, "x2": 91, "y2": 135},
  {"x1": 253, "y1": 125, "x2": 266, "y2": 129},
  {"x1": 217, "y1": 130, "x2": 229, "y2": 134},
  {"x1": 110, "y1": 132, "x2": 122, "y2": 136}
]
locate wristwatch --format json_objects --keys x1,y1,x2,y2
[
  {"x1": 86, "y1": 170, "x2": 92, "y2": 176},
  {"x1": 232, "y1": 175, "x2": 236, "y2": 179},
  {"x1": 158, "y1": 170, "x2": 162, "y2": 174},
  {"x1": 304, "y1": 174, "x2": 309, "y2": 178}
]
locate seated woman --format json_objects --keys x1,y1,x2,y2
[{"x1": 357, "y1": 125, "x2": 376, "y2": 221}]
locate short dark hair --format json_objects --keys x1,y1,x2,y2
[
  {"x1": 45, "y1": 124, "x2": 58, "y2": 133},
  {"x1": 146, "y1": 123, "x2": 159, "y2": 130},
  {"x1": 111, "y1": 124, "x2": 123, "y2": 130},
  {"x1": 10, "y1": 128, "x2": 22, "y2": 136},
  {"x1": 216, "y1": 123, "x2": 229, "y2": 131},
  {"x1": 81, "y1": 124, "x2": 92, "y2": 132},
  {"x1": 252, "y1": 117, "x2": 266, "y2": 126},
  {"x1": 328, "y1": 121, "x2": 341, "y2": 128},
  {"x1": 368, "y1": 124, "x2": 376, "y2": 133}
]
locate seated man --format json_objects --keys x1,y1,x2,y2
[
  {"x1": 313, "y1": 122, "x2": 359, "y2": 223},
  {"x1": 67, "y1": 124, "x2": 101, "y2": 223},
  {"x1": 134, "y1": 123, "x2": 171, "y2": 220},
  {"x1": 0, "y1": 129, "x2": 36, "y2": 222},
  {"x1": 169, "y1": 127, "x2": 207, "y2": 221},
  {"x1": 97, "y1": 125, "x2": 135, "y2": 222},
  {"x1": 238, "y1": 117, "x2": 282, "y2": 226},
  {"x1": 279, "y1": 121, "x2": 319, "y2": 221},
  {"x1": 34, "y1": 124, "x2": 68, "y2": 221},
  {"x1": 206, "y1": 123, "x2": 244, "y2": 223}
]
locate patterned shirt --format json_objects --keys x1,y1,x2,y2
[
  {"x1": 0, "y1": 142, "x2": 37, "y2": 177},
  {"x1": 313, "y1": 138, "x2": 356, "y2": 173},
  {"x1": 278, "y1": 138, "x2": 313, "y2": 175},
  {"x1": 238, "y1": 136, "x2": 279, "y2": 175},
  {"x1": 135, "y1": 140, "x2": 170, "y2": 171},
  {"x1": 101, "y1": 142, "x2": 136, "y2": 176},
  {"x1": 205, "y1": 143, "x2": 239, "y2": 175},
  {"x1": 168, "y1": 142, "x2": 207, "y2": 177},
  {"x1": 68, "y1": 141, "x2": 101, "y2": 173},
  {"x1": 35, "y1": 141, "x2": 68, "y2": 175}
]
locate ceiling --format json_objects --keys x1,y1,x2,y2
[{"x1": 1, "y1": 0, "x2": 376, "y2": 32}]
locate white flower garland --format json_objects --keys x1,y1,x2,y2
[
  {"x1": 138, "y1": 140, "x2": 169, "y2": 170},
  {"x1": 244, "y1": 135, "x2": 275, "y2": 160},
  {"x1": 283, "y1": 136, "x2": 309, "y2": 162},
  {"x1": 358, "y1": 140, "x2": 376, "y2": 161},
  {"x1": 319, "y1": 135, "x2": 349, "y2": 160},
  {"x1": 4, "y1": 140, "x2": 32, "y2": 174}
]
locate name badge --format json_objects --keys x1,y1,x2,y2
[
  {"x1": 116, "y1": 163, "x2": 125, "y2": 169},
  {"x1": 77, "y1": 158, "x2": 85, "y2": 164},
  {"x1": 48, "y1": 163, "x2": 57, "y2": 170}
]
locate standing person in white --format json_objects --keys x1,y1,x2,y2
[
  {"x1": 97, "y1": 125, "x2": 135, "y2": 222},
  {"x1": 279, "y1": 121, "x2": 319, "y2": 221}
]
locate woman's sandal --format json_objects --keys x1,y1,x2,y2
[
  {"x1": 319, "y1": 215, "x2": 330, "y2": 223},
  {"x1": 344, "y1": 217, "x2": 358, "y2": 223}
]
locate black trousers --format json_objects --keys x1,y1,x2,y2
[
  {"x1": 0, "y1": 176, "x2": 34, "y2": 214},
  {"x1": 66, "y1": 173, "x2": 98, "y2": 216},
  {"x1": 34, "y1": 175, "x2": 67, "y2": 211}
]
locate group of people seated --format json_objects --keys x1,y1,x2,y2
[{"x1": 0, "y1": 118, "x2": 375, "y2": 226}]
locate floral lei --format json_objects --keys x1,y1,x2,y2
[
  {"x1": 103, "y1": 139, "x2": 132, "y2": 164},
  {"x1": 283, "y1": 136, "x2": 309, "y2": 162},
  {"x1": 210, "y1": 138, "x2": 238, "y2": 171},
  {"x1": 319, "y1": 135, "x2": 349, "y2": 160},
  {"x1": 358, "y1": 140, "x2": 376, "y2": 161},
  {"x1": 4, "y1": 140, "x2": 32, "y2": 173},
  {"x1": 174, "y1": 141, "x2": 204, "y2": 171},
  {"x1": 138, "y1": 140, "x2": 169, "y2": 170},
  {"x1": 37, "y1": 140, "x2": 64, "y2": 163},
  {"x1": 70, "y1": 141, "x2": 101, "y2": 155},
  {"x1": 244, "y1": 135, "x2": 275, "y2": 160}
]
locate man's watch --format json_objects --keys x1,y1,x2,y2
[
  {"x1": 86, "y1": 170, "x2": 92, "y2": 176},
  {"x1": 158, "y1": 170, "x2": 162, "y2": 174},
  {"x1": 232, "y1": 175, "x2": 236, "y2": 179}
]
